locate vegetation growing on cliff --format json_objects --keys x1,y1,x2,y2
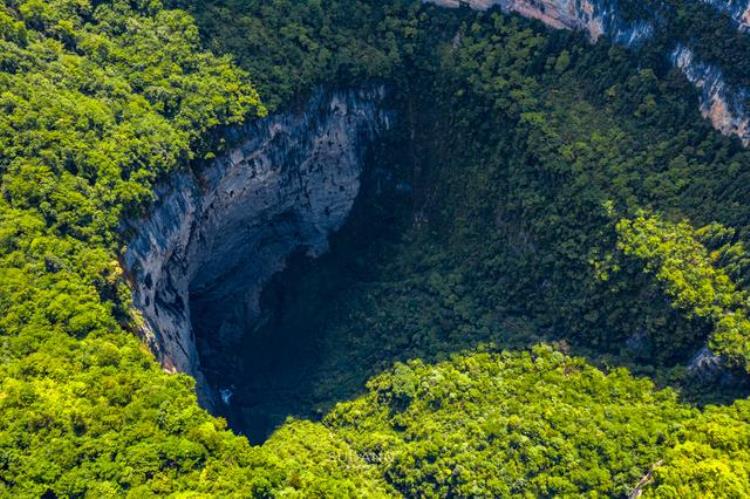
[
  {"x1": 2, "y1": 0, "x2": 750, "y2": 496},
  {"x1": 617, "y1": 214, "x2": 750, "y2": 370},
  {"x1": 0, "y1": 0, "x2": 268, "y2": 495},
  {"x1": 237, "y1": 5, "x2": 750, "y2": 404}
]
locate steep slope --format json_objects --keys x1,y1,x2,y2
[
  {"x1": 702, "y1": 0, "x2": 750, "y2": 29},
  {"x1": 124, "y1": 87, "x2": 390, "y2": 407},
  {"x1": 424, "y1": 0, "x2": 750, "y2": 145},
  {"x1": 424, "y1": 0, "x2": 654, "y2": 43}
]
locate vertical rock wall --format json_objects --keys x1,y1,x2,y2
[
  {"x1": 422, "y1": 0, "x2": 653, "y2": 44},
  {"x1": 672, "y1": 46, "x2": 750, "y2": 143},
  {"x1": 123, "y1": 86, "x2": 391, "y2": 405}
]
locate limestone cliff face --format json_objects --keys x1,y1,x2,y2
[
  {"x1": 701, "y1": 0, "x2": 750, "y2": 30},
  {"x1": 425, "y1": 0, "x2": 750, "y2": 146},
  {"x1": 123, "y1": 87, "x2": 390, "y2": 406},
  {"x1": 423, "y1": 0, "x2": 653, "y2": 44},
  {"x1": 672, "y1": 46, "x2": 750, "y2": 144}
]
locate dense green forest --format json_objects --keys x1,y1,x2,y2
[{"x1": 2, "y1": 0, "x2": 750, "y2": 496}]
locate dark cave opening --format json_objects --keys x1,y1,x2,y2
[{"x1": 188, "y1": 135, "x2": 413, "y2": 444}]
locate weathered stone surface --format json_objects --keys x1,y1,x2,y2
[
  {"x1": 126, "y1": 2, "x2": 750, "y2": 409},
  {"x1": 423, "y1": 0, "x2": 653, "y2": 44},
  {"x1": 672, "y1": 45, "x2": 750, "y2": 145},
  {"x1": 123, "y1": 86, "x2": 391, "y2": 406},
  {"x1": 424, "y1": 0, "x2": 750, "y2": 146},
  {"x1": 701, "y1": 0, "x2": 750, "y2": 30}
]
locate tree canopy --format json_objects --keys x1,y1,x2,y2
[{"x1": 2, "y1": 0, "x2": 750, "y2": 496}]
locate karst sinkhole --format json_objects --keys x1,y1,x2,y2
[
  {"x1": 190, "y1": 145, "x2": 412, "y2": 444},
  {"x1": 129, "y1": 87, "x2": 750, "y2": 446},
  {"x1": 123, "y1": 87, "x2": 421, "y2": 444}
]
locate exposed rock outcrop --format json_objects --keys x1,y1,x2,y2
[
  {"x1": 701, "y1": 0, "x2": 750, "y2": 30},
  {"x1": 424, "y1": 0, "x2": 750, "y2": 146},
  {"x1": 423, "y1": 0, "x2": 653, "y2": 45},
  {"x1": 672, "y1": 45, "x2": 750, "y2": 144},
  {"x1": 687, "y1": 346, "x2": 745, "y2": 387},
  {"x1": 123, "y1": 86, "x2": 391, "y2": 406}
]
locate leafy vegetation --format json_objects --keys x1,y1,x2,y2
[
  {"x1": 2, "y1": 0, "x2": 750, "y2": 496},
  {"x1": 327, "y1": 345, "x2": 750, "y2": 497},
  {"x1": 616, "y1": 214, "x2": 750, "y2": 370},
  {"x1": 0, "y1": 0, "x2": 272, "y2": 495},
  {"x1": 245, "y1": 6, "x2": 750, "y2": 403},
  {"x1": 663, "y1": 0, "x2": 750, "y2": 87},
  {"x1": 172, "y1": 0, "x2": 420, "y2": 111}
]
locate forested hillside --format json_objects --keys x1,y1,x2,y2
[{"x1": 2, "y1": 0, "x2": 750, "y2": 497}]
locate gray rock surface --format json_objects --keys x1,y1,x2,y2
[
  {"x1": 123, "y1": 86, "x2": 391, "y2": 406},
  {"x1": 672, "y1": 45, "x2": 750, "y2": 145},
  {"x1": 126, "y1": 2, "x2": 750, "y2": 407}
]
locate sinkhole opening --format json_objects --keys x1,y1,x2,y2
[
  {"x1": 137, "y1": 88, "x2": 750, "y2": 447},
  {"x1": 188, "y1": 136, "x2": 413, "y2": 444}
]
